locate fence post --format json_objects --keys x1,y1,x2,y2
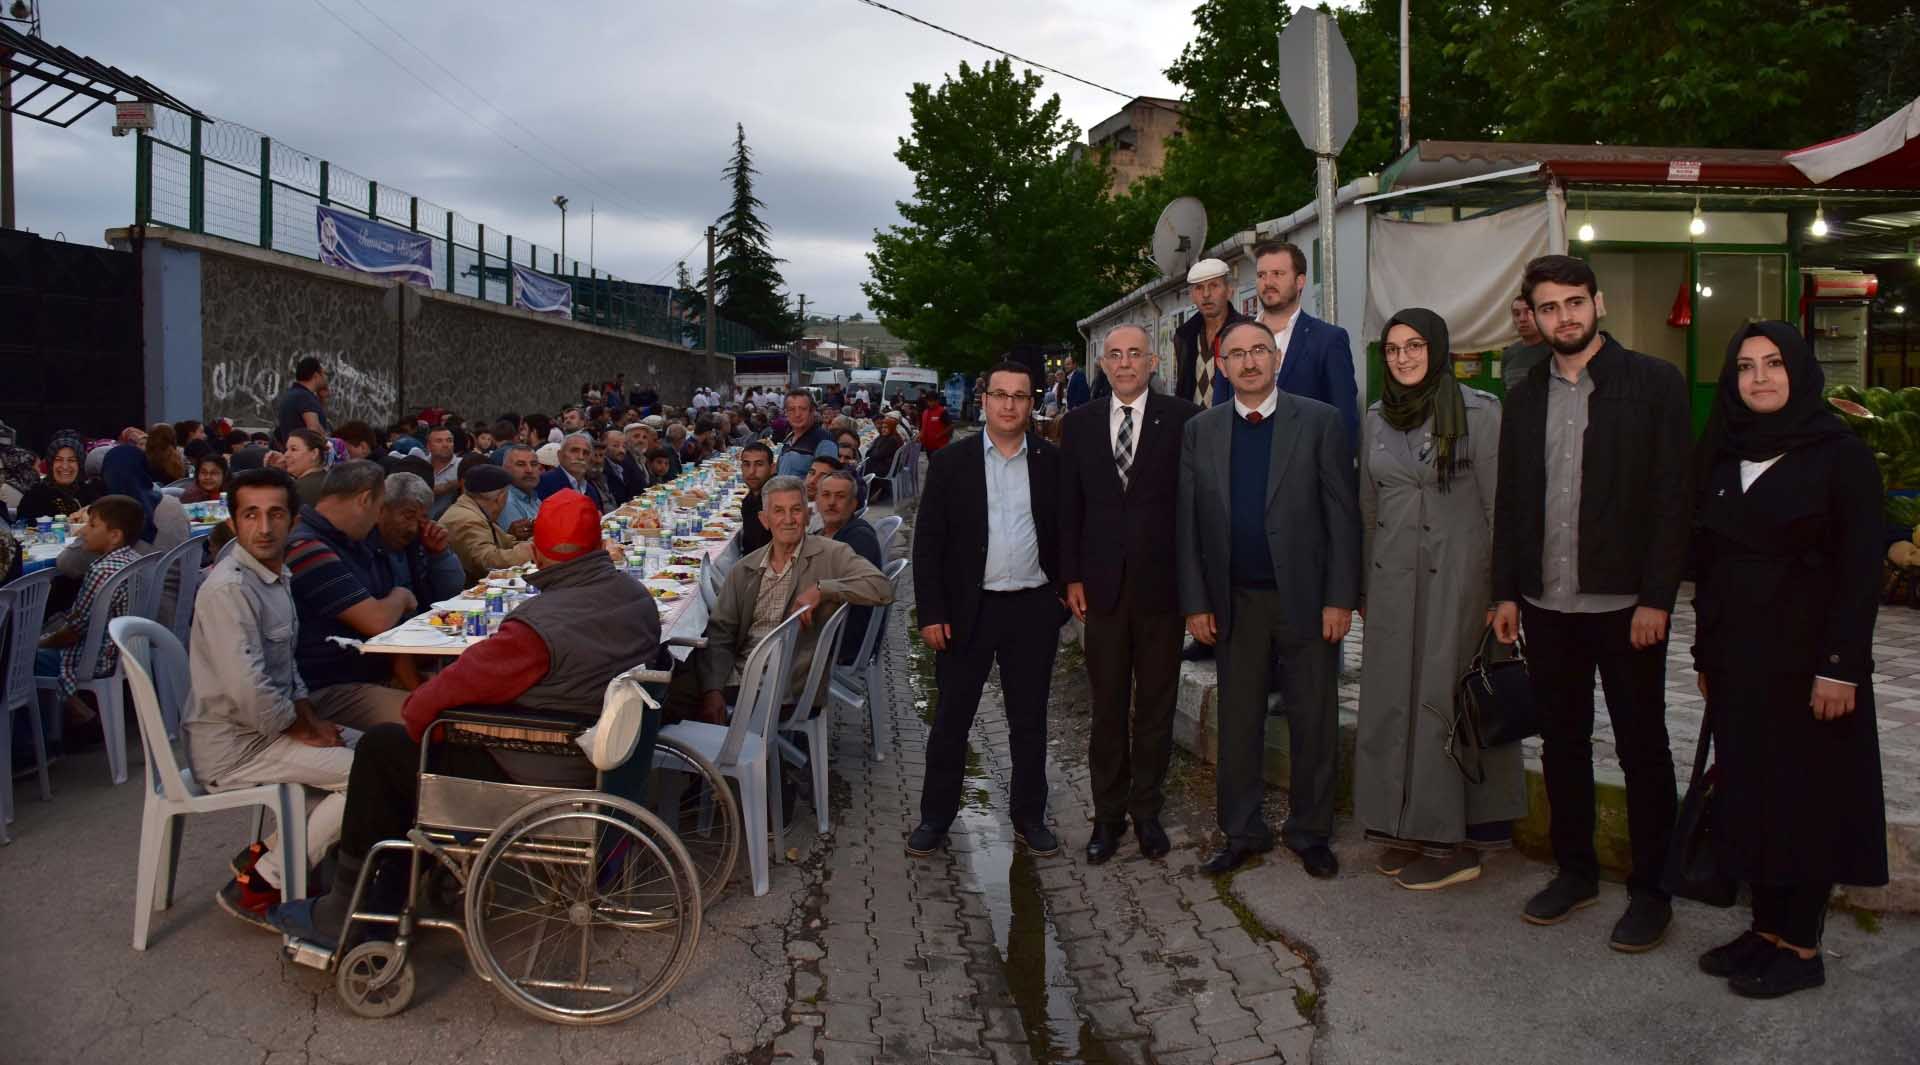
[
  {"x1": 476, "y1": 223, "x2": 486, "y2": 301},
  {"x1": 409, "y1": 196, "x2": 418, "y2": 232},
  {"x1": 445, "y1": 212, "x2": 455, "y2": 293},
  {"x1": 134, "y1": 130, "x2": 152, "y2": 225},
  {"x1": 319, "y1": 160, "x2": 330, "y2": 206},
  {"x1": 368, "y1": 180, "x2": 378, "y2": 221},
  {"x1": 590, "y1": 267, "x2": 598, "y2": 325},
  {"x1": 188, "y1": 115, "x2": 205, "y2": 233},
  {"x1": 258, "y1": 136, "x2": 273, "y2": 248}
]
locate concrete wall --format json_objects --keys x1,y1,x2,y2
[{"x1": 114, "y1": 226, "x2": 732, "y2": 429}]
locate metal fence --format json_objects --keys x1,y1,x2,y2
[{"x1": 133, "y1": 107, "x2": 764, "y2": 354}]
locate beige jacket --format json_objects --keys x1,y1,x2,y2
[
  {"x1": 699, "y1": 533, "x2": 892, "y2": 705},
  {"x1": 442, "y1": 492, "x2": 533, "y2": 583}
]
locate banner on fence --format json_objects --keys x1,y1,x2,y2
[
  {"x1": 512, "y1": 265, "x2": 574, "y2": 319},
  {"x1": 315, "y1": 205, "x2": 434, "y2": 287}
]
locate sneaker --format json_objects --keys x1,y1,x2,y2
[
  {"x1": 266, "y1": 897, "x2": 338, "y2": 951},
  {"x1": 1397, "y1": 849, "x2": 1481, "y2": 891},
  {"x1": 1729, "y1": 947, "x2": 1825, "y2": 999},
  {"x1": 1014, "y1": 822, "x2": 1061, "y2": 857},
  {"x1": 1608, "y1": 893, "x2": 1673, "y2": 953},
  {"x1": 1522, "y1": 873, "x2": 1599, "y2": 925},
  {"x1": 230, "y1": 841, "x2": 268, "y2": 878},
  {"x1": 1373, "y1": 845, "x2": 1418, "y2": 876},
  {"x1": 215, "y1": 876, "x2": 280, "y2": 933},
  {"x1": 1699, "y1": 930, "x2": 1776, "y2": 978},
  {"x1": 905, "y1": 822, "x2": 950, "y2": 858}
]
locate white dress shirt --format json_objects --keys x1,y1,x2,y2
[
  {"x1": 1263, "y1": 305, "x2": 1302, "y2": 372},
  {"x1": 1108, "y1": 391, "x2": 1149, "y2": 456},
  {"x1": 1231, "y1": 389, "x2": 1280, "y2": 422}
]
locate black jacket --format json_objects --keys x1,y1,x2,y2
[
  {"x1": 912, "y1": 431, "x2": 1066, "y2": 650},
  {"x1": 1171, "y1": 305, "x2": 1253, "y2": 405},
  {"x1": 1058, "y1": 392, "x2": 1200, "y2": 615},
  {"x1": 1491, "y1": 335, "x2": 1693, "y2": 611}
]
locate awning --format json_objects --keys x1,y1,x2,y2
[
  {"x1": 1786, "y1": 96, "x2": 1920, "y2": 187},
  {"x1": 0, "y1": 24, "x2": 203, "y2": 128}
]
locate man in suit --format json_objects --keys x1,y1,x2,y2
[
  {"x1": 1061, "y1": 325, "x2": 1200, "y2": 863},
  {"x1": 1177, "y1": 320, "x2": 1361, "y2": 877},
  {"x1": 536, "y1": 432, "x2": 605, "y2": 512},
  {"x1": 910, "y1": 359, "x2": 1070, "y2": 859},
  {"x1": 1064, "y1": 355, "x2": 1092, "y2": 411},
  {"x1": 1172, "y1": 258, "x2": 1253, "y2": 409},
  {"x1": 1254, "y1": 241, "x2": 1359, "y2": 455}
]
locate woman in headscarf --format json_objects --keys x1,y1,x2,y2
[
  {"x1": 17, "y1": 431, "x2": 103, "y2": 525},
  {"x1": 56, "y1": 443, "x2": 189, "y2": 581},
  {"x1": 1688, "y1": 321, "x2": 1885, "y2": 999},
  {"x1": 1355, "y1": 308, "x2": 1525, "y2": 890}
]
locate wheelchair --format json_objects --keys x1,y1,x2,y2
[{"x1": 282, "y1": 664, "x2": 741, "y2": 1025}]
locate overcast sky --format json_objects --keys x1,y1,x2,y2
[{"x1": 10, "y1": 0, "x2": 1222, "y2": 317}]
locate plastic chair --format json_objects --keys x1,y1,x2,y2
[
  {"x1": 145, "y1": 537, "x2": 209, "y2": 651},
  {"x1": 872, "y1": 515, "x2": 904, "y2": 557},
  {"x1": 697, "y1": 557, "x2": 721, "y2": 611},
  {"x1": 829, "y1": 559, "x2": 911, "y2": 761},
  {"x1": 873, "y1": 443, "x2": 911, "y2": 503},
  {"x1": 657, "y1": 609, "x2": 804, "y2": 897},
  {"x1": 775, "y1": 604, "x2": 851, "y2": 834},
  {"x1": 35, "y1": 550, "x2": 162, "y2": 785},
  {"x1": 0, "y1": 569, "x2": 57, "y2": 844},
  {"x1": 111, "y1": 617, "x2": 306, "y2": 950}
]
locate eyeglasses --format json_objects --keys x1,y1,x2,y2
[
  {"x1": 985, "y1": 390, "x2": 1033, "y2": 405},
  {"x1": 1382, "y1": 339, "x2": 1429, "y2": 360},
  {"x1": 1102, "y1": 350, "x2": 1150, "y2": 363},
  {"x1": 1222, "y1": 345, "x2": 1274, "y2": 361}
]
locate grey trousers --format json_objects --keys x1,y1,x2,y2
[
  {"x1": 309, "y1": 682, "x2": 408, "y2": 730},
  {"x1": 1213, "y1": 586, "x2": 1339, "y2": 851},
  {"x1": 206, "y1": 736, "x2": 354, "y2": 893}
]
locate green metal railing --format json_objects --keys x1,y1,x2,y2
[{"x1": 133, "y1": 106, "x2": 764, "y2": 354}]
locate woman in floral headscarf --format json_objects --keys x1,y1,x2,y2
[{"x1": 17, "y1": 431, "x2": 102, "y2": 526}]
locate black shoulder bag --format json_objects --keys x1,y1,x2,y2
[
  {"x1": 1663, "y1": 705, "x2": 1737, "y2": 907},
  {"x1": 1446, "y1": 625, "x2": 1541, "y2": 782}
]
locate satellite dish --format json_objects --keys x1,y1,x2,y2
[{"x1": 1151, "y1": 197, "x2": 1209, "y2": 279}]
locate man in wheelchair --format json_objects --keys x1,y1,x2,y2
[{"x1": 270, "y1": 489, "x2": 662, "y2": 948}]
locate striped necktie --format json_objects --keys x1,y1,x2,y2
[{"x1": 1115, "y1": 405, "x2": 1135, "y2": 489}]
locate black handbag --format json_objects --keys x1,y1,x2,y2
[
  {"x1": 1446, "y1": 626, "x2": 1542, "y2": 781},
  {"x1": 1663, "y1": 708, "x2": 1738, "y2": 907}
]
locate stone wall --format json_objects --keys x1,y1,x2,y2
[{"x1": 187, "y1": 231, "x2": 729, "y2": 429}]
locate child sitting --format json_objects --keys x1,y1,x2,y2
[{"x1": 35, "y1": 495, "x2": 149, "y2": 738}]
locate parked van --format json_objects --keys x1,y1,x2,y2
[{"x1": 882, "y1": 367, "x2": 940, "y2": 406}]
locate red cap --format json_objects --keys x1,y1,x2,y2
[{"x1": 533, "y1": 489, "x2": 602, "y2": 561}]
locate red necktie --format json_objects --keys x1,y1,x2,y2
[{"x1": 1245, "y1": 411, "x2": 1263, "y2": 425}]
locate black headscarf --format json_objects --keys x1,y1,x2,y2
[
  {"x1": 100, "y1": 443, "x2": 160, "y2": 543},
  {"x1": 1704, "y1": 321, "x2": 1851, "y2": 462},
  {"x1": 1379, "y1": 307, "x2": 1471, "y2": 490}
]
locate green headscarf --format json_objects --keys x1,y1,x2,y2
[{"x1": 1379, "y1": 307, "x2": 1470, "y2": 490}]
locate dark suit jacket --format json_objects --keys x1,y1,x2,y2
[
  {"x1": 1065, "y1": 369, "x2": 1091, "y2": 410},
  {"x1": 1058, "y1": 392, "x2": 1200, "y2": 615},
  {"x1": 1175, "y1": 392, "x2": 1361, "y2": 635},
  {"x1": 912, "y1": 430, "x2": 1065, "y2": 650},
  {"x1": 536, "y1": 468, "x2": 604, "y2": 511},
  {"x1": 1275, "y1": 312, "x2": 1360, "y2": 455}
]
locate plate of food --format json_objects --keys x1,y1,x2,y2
[
  {"x1": 667, "y1": 554, "x2": 704, "y2": 567},
  {"x1": 424, "y1": 610, "x2": 467, "y2": 634},
  {"x1": 650, "y1": 587, "x2": 683, "y2": 602},
  {"x1": 698, "y1": 529, "x2": 729, "y2": 541}
]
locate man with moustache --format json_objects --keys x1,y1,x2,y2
[
  {"x1": 1172, "y1": 258, "x2": 1253, "y2": 409},
  {"x1": 1252, "y1": 241, "x2": 1359, "y2": 455},
  {"x1": 1060, "y1": 324, "x2": 1199, "y2": 863},
  {"x1": 1501, "y1": 293, "x2": 1552, "y2": 389},
  {"x1": 1175, "y1": 320, "x2": 1360, "y2": 878}
]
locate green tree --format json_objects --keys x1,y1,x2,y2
[
  {"x1": 864, "y1": 58, "x2": 1150, "y2": 377},
  {"x1": 703, "y1": 123, "x2": 800, "y2": 342}
]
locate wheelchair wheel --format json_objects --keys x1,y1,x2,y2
[
  {"x1": 649, "y1": 734, "x2": 741, "y2": 908},
  {"x1": 336, "y1": 941, "x2": 415, "y2": 1019},
  {"x1": 464, "y1": 792, "x2": 701, "y2": 1026}
]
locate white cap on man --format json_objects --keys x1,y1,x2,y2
[{"x1": 1186, "y1": 258, "x2": 1230, "y2": 284}]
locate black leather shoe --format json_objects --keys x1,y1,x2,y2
[
  {"x1": 1085, "y1": 823, "x2": 1126, "y2": 864},
  {"x1": 1200, "y1": 842, "x2": 1270, "y2": 876},
  {"x1": 905, "y1": 822, "x2": 950, "y2": 857},
  {"x1": 1015, "y1": 821, "x2": 1061, "y2": 857},
  {"x1": 1729, "y1": 947, "x2": 1825, "y2": 999},
  {"x1": 1699, "y1": 930, "x2": 1777, "y2": 978},
  {"x1": 1292, "y1": 843, "x2": 1339, "y2": 879},
  {"x1": 1522, "y1": 873, "x2": 1600, "y2": 925},
  {"x1": 1609, "y1": 893, "x2": 1673, "y2": 953},
  {"x1": 1134, "y1": 816, "x2": 1171, "y2": 861},
  {"x1": 1180, "y1": 641, "x2": 1215, "y2": 662}
]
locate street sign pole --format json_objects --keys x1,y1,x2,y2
[
  {"x1": 1312, "y1": 10, "x2": 1338, "y2": 328},
  {"x1": 1277, "y1": 8, "x2": 1357, "y2": 330}
]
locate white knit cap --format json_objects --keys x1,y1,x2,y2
[{"x1": 1186, "y1": 258, "x2": 1230, "y2": 284}]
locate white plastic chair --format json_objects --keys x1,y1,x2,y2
[
  {"x1": 111, "y1": 617, "x2": 306, "y2": 950},
  {"x1": 775, "y1": 604, "x2": 852, "y2": 834},
  {"x1": 1, "y1": 569, "x2": 57, "y2": 844},
  {"x1": 657, "y1": 609, "x2": 804, "y2": 897},
  {"x1": 873, "y1": 442, "x2": 911, "y2": 503},
  {"x1": 697, "y1": 557, "x2": 721, "y2": 611},
  {"x1": 872, "y1": 515, "x2": 904, "y2": 557},
  {"x1": 36, "y1": 550, "x2": 163, "y2": 785},
  {"x1": 829, "y1": 559, "x2": 911, "y2": 761},
  {"x1": 145, "y1": 537, "x2": 209, "y2": 650}
]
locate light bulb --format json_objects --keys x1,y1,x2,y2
[
  {"x1": 1577, "y1": 221, "x2": 1596, "y2": 242},
  {"x1": 1810, "y1": 205, "x2": 1828, "y2": 238},
  {"x1": 1688, "y1": 214, "x2": 1707, "y2": 237},
  {"x1": 1701, "y1": 286, "x2": 1714, "y2": 299},
  {"x1": 1898, "y1": 305, "x2": 1909, "y2": 315}
]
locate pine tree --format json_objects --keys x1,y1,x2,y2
[{"x1": 702, "y1": 124, "x2": 800, "y2": 343}]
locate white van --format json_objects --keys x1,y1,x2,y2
[{"x1": 882, "y1": 367, "x2": 940, "y2": 406}]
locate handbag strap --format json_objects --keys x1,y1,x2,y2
[
  {"x1": 1471, "y1": 623, "x2": 1529, "y2": 673},
  {"x1": 1686, "y1": 695, "x2": 1714, "y2": 785}
]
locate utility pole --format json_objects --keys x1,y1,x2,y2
[
  {"x1": 703, "y1": 224, "x2": 717, "y2": 357},
  {"x1": 1398, "y1": 0, "x2": 1411, "y2": 152},
  {"x1": 790, "y1": 294, "x2": 807, "y2": 390},
  {"x1": 1, "y1": 41, "x2": 14, "y2": 231},
  {"x1": 588, "y1": 201, "x2": 595, "y2": 271},
  {"x1": 553, "y1": 195, "x2": 569, "y2": 274}
]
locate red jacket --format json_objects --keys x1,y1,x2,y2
[{"x1": 919, "y1": 401, "x2": 951, "y2": 451}]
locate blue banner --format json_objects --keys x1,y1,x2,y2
[
  {"x1": 315, "y1": 205, "x2": 434, "y2": 287},
  {"x1": 512, "y1": 264, "x2": 574, "y2": 319}
]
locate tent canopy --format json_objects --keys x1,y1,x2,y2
[{"x1": 1787, "y1": 97, "x2": 1920, "y2": 188}]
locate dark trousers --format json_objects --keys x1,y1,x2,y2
[
  {"x1": 1214, "y1": 587, "x2": 1339, "y2": 851},
  {"x1": 919, "y1": 587, "x2": 1061, "y2": 829},
  {"x1": 1083, "y1": 593, "x2": 1184, "y2": 824},
  {"x1": 1520, "y1": 601, "x2": 1676, "y2": 896},
  {"x1": 1751, "y1": 882, "x2": 1832, "y2": 948}
]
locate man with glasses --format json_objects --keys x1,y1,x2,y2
[
  {"x1": 909, "y1": 360, "x2": 1069, "y2": 860},
  {"x1": 1176, "y1": 321, "x2": 1360, "y2": 878},
  {"x1": 1060, "y1": 325, "x2": 1200, "y2": 864}
]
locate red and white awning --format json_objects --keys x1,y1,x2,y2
[{"x1": 1786, "y1": 96, "x2": 1920, "y2": 186}]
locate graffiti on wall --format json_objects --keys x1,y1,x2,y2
[{"x1": 208, "y1": 350, "x2": 396, "y2": 426}]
